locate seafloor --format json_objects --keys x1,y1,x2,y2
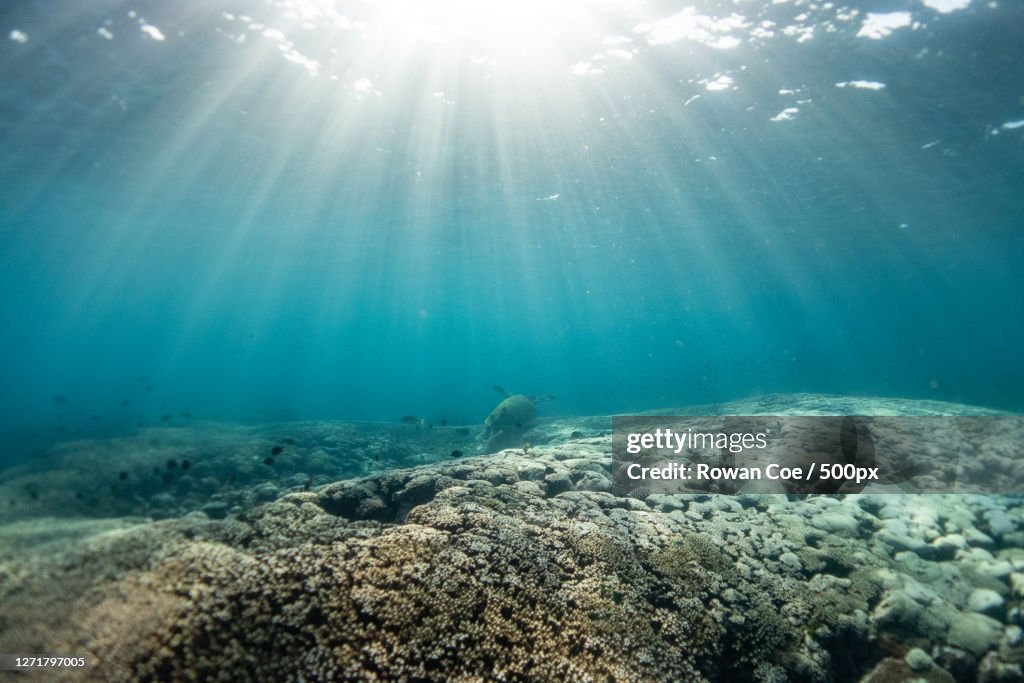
[{"x1": 1, "y1": 393, "x2": 1023, "y2": 682}]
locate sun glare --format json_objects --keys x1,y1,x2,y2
[{"x1": 365, "y1": 0, "x2": 621, "y2": 65}]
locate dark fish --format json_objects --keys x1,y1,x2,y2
[
  {"x1": 450, "y1": 450, "x2": 463, "y2": 458},
  {"x1": 181, "y1": 412, "x2": 191, "y2": 418},
  {"x1": 441, "y1": 419, "x2": 447, "y2": 426},
  {"x1": 121, "y1": 399, "x2": 130, "y2": 407},
  {"x1": 119, "y1": 471, "x2": 128, "y2": 480},
  {"x1": 456, "y1": 428, "x2": 470, "y2": 436},
  {"x1": 180, "y1": 460, "x2": 191, "y2": 471},
  {"x1": 29, "y1": 490, "x2": 39, "y2": 500},
  {"x1": 303, "y1": 477, "x2": 312, "y2": 491},
  {"x1": 161, "y1": 414, "x2": 171, "y2": 422},
  {"x1": 264, "y1": 457, "x2": 275, "y2": 466},
  {"x1": 282, "y1": 438, "x2": 296, "y2": 445},
  {"x1": 52, "y1": 394, "x2": 69, "y2": 404},
  {"x1": 162, "y1": 472, "x2": 174, "y2": 484},
  {"x1": 271, "y1": 445, "x2": 283, "y2": 456},
  {"x1": 570, "y1": 431, "x2": 584, "y2": 439},
  {"x1": 166, "y1": 459, "x2": 178, "y2": 469},
  {"x1": 400, "y1": 415, "x2": 420, "y2": 424},
  {"x1": 91, "y1": 415, "x2": 101, "y2": 422}
]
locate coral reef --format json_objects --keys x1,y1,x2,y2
[{"x1": 1, "y1": 395, "x2": 1023, "y2": 681}]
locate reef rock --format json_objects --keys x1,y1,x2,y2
[{"x1": 2, "y1": 439, "x2": 1024, "y2": 682}]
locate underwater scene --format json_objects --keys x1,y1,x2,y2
[{"x1": 1, "y1": 0, "x2": 1023, "y2": 680}]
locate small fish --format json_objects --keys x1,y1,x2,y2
[
  {"x1": 162, "y1": 472, "x2": 174, "y2": 484},
  {"x1": 282, "y1": 437, "x2": 296, "y2": 445},
  {"x1": 161, "y1": 414, "x2": 171, "y2": 422},
  {"x1": 456, "y1": 428, "x2": 470, "y2": 436},
  {"x1": 441, "y1": 419, "x2": 447, "y2": 426},
  {"x1": 522, "y1": 442, "x2": 531, "y2": 454},
  {"x1": 264, "y1": 457, "x2": 275, "y2": 466},
  {"x1": 166, "y1": 459, "x2": 178, "y2": 469},
  {"x1": 119, "y1": 471, "x2": 128, "y2": 480},
  {"x1": 303, "y1": 477, "x2": 312, "y2": 491},
  {"x1": 121, "y1": 399, "x2": 130, "y2": 407},
  {"x1": 52, "y1": 394, "x2": 69, "y2": 404},
  {"x1": 570, "y1": 431, "x2": 584, "y2": 439},
  {"x1": 180, "y1": 412, "x2": 191, "y2": 419},
  {"x1": 450, "y1": 450, "x2": 464, "y2": 458},
  {"x1": 271, "y1": 445, "x2": 283, "y2": 456},
  {"x1": 400, "y1": 415, "x2": 422, "y2": 425},
  {"x1": 180, "y1": 459, "x2": 191, "y2": 471}
]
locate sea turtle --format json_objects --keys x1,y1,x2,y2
[{"x1": 480, "y1": 386, "x2": 554, "y2": 452}]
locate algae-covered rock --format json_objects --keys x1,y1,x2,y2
[
  {"x1": 948, "y1": 612, "x2": 1004, "y2": 657},
  {"x1": 3, "y1": 419, "x2": 1024, "y2": 682}
]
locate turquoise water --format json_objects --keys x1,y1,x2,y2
[
  {"x1": 1, "y1": 0, "x2": 1022, "y2": 454},
  {"x1": 3, "y1": 5, "x2": 1024, "y2": 680}
]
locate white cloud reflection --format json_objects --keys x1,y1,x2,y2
[
  {"x1": 140, "y1": 24, "x2": 166, "y2": 41},
  {"x1": 634, "y1": 8, "x2": 747, "y2": 49},
  {"x1": 836, "y1": 80, "x2": 886, "y2": 90},
  {"x1": 770, "y1": 107, "x2": 800, "y2": 121},
  {"x1": 856, "y1": 12, "x2": 912, "y2": 40},
  {"x1": 922, "y1": 0, "x2": 972, "y2": 13}
]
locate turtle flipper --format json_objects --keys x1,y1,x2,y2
[{"x1": 492, "y1": 385, "x2": 511, "y2": 398}]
